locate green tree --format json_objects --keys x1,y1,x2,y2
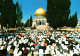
[
  {"x1": 30, "y1": 15, "x2": 32, "y2": 27},
  {"x1": 46, "y1": 0, "x2": 71, "y2": 28},
  {"x1": 1, "y1": 0, "x2": 16, "y2": 28},
  {"x1": 67, "y1": 15, "x2": 72, "y2": 27},
  {"x1": 0, "y1": 0, "x2": 3, "y2": 13},
  {"x1": 24, "y1": 19, "x2": 30, "y2": 27},
  {"x1": 0, "y1": 0, "x2": 3, "y2": 29},
  {"x1": 73, "y1": 12, "x2": 78, "y2": 27},
  {"x1": 67, "y1": 12, "x2": 78, "y2": 27},
  {"x1": 16, "y1": 1, "x2": 22, "y2": 27},
  {"x1": 20, "y1": 21, "x2": 24, "y2": 27}
]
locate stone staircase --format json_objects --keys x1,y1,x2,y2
[{"x1": 36, "y1": 25, "x2": 52, "y2": 30}]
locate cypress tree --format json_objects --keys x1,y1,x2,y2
[
  {"x1": 1, "y1": 0, "x2": 16, "y2": 28},
  {"x1": 46, "y1": 0, "x2": 71, "y2": 28},
  {"x1": 16, "y1": 1, "x2": 22, "y2": 27},
  {"x1": 30, "y1": 15, "x2": 32, "y2": 27},
  {"x1": 67, "y1": 12, "x2": 78, "y2": 27}
]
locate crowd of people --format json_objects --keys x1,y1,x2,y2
[{"x1": 0, "y1": 30, "x2": 80, "y2": 56}]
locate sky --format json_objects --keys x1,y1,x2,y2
[{"x1": 13, "y1": 0, "x2": 80, "y2": 24}]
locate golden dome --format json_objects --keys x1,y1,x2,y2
[{"x1": 35, "y1": 8, "x2": 46, "y2": 15}]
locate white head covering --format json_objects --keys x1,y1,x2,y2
[
  {"x1": 19, "y1": 40, "x2": 22, "y2": 44},
  {"x1": 13, "y1": 47, "x2": 19, "y2": 55},
  {"x1": 45, "y1": 50, "x2": 49, "y2": 54},
  {"x1": 22, "y1": 47, "x2": 25, "y2": 51},
  {"x1": 59, "y1": 40, "x2": 62, "y2": 44},
  {"x1": 51, "y1": 50, "x2": 55, "y2": 55},
  {"x1": 70, "y1": 50, "x2": 73, "y2": 56},
  {"x1": 51, "y1": 46, "x2": 54, "y2": 50},
  {"x1": 74, "y1": 49, "x2": 79, "y2": 54},
  {"x1": 7, "y1": 45, "x2": 11, "y2": 51},
  {"x1": 54, "y1": 54, "x2": 57, "y2": 56},
  {"x1": 18, "y1": 51, "x2": 22, "y2": 56},
  {"x1": 65, "y1": 41, "x2": 68, "y2": 44},
  {"x1": 59, "y1": 54, "x2": 64, "y2": 56},
  {"x1": 0, "y1": 41, "x2": 2, "y2": 45},
  {"x1": 31, "y1": 47, "x2": 34, "y2": 50},
  {"x1": 63, "y1": 53, "x2": 68, "y2": 56},
  {"x1": 27, "y1": 47, "x2": 30, "y2": 50},
  {"x1": 56, "y1": 49, "x2": 60, "y2": 55},
  {"x1": 39, "y1": 49, "x2": 44, "y2": 54},
  {"x1": 1, "y1": 46, "x2": 4, "y2": 50},
  {"x1": 46, "y1": 45, "x2": 50, "y2": 51}
]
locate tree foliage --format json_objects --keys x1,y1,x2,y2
[
  {"x1": 24, "y1": 15, "x2": 32, "y2": 27},
  {"x1": 47, "y1": 0, "x2": 71, "y2": 28},
  {"x1": 0, "y1": 0, "x2": 22, "y2": 29},
  {"x1": 0, "y1": 0, "x2": 3, "y2": 24},
  {"x1": 16, "y1": 1, "x2": 22, "y2": 27},
  {"x1": 0, "y1": 0, "x2": 3, "y2": 12},
  {"x1": 24, "y1": 19, "x2": 30, "y2": 27},
  {"x1": 67, "y1": 12, "x2": 78, "y2": 27},
  {"x1": 30, "y1": 15, "x2": 32, "y2": 27},
  {"x1": 1, "y1": 0, "x2": 16, "y2": 28}
]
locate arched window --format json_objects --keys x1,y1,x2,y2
[
  {"x1": 35, "y1": 20, "x2": 37, "y2": 23},
  {"x1": 39, "y1": 20, "x2": 41, "y2": 25},
  {"x1": 35, "y1": 20, "x2": 38, "y2": 25},
  {"x1": 45, "y1": 20, "x2": 47, "y2": 23},
  {"x1": 42, "y1": 20, "x2": 44, "y2": 25}
]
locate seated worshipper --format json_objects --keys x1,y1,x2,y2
[
  {"x1": 42, "y1": 46, "x2": 46, "y2": 50},
  {"x1": 34, "y1": 46, "x2": 39, "y2": 55},
  {"x1": 45, "y1": 49, "x2": 50, "y2": 55},
  {"x1": 49, "y1": 39, "x2": 56, "y2": 45},
  {"x1": 29, "y1": 42, "x2": 34, "y2": 47},
  {"x1": 39, "y1": 49, "x2": 44, "y2": 56},
  {"x1": 57, "y1": 43, "x2": 63, "y2": 50},
  {"x1": 27, "y1": 48, "x2": 32, "y2": 56},
  {"x1": 68, "y1": 38, "x2": 73, "y2": 44},
  {"x1": 37, "y1": 39, "x2": 39, "y2": 43},
  {"x1": 79, "y1": 54, "x2": 80, "y2": 56},
  {"x1": 65, "y1": 41, "x2": 69, "y2": 45},
  {"x1": 33, "y1": 50, "x2": 38, "y2": 56},
  {"x1": 17, "y1": 35, "x2": 19, "y2": 39},
  {"x1": 73, "y1": 54, "x2": 78, "y2": 56},
  {"x1": 29, "y1": 38, "x2": 32, "y2": 43},
  {"x1": 11, "y1": 44, "x2": 15, "y2": 50},
  {"x1": 6, "y1": 54, "x2": 11, "y2": 56},
  {"x1": 69, "y1": 50, "x2": 74, "y2": 56},
  {"x1": 1, "y1": 46, "x2": 7, "y2": 56},
  {"x1": 17, "y1": 51, "x2": 22, "y2": 56},
  {"x1": 33, "y1": 43, "x2": 37, "y2": 46},
  {"x1": 35, "y1": 45, "x2": 39, "y2": 50},
  {"x1": 68, "y1": 45, "x2": 73, "y2": 50},
  {"x1": 38, "y1": 40, "x2": 45, "y2": 50},
  {"x1": 20, "y1": 33, "x2": 24, "y2": 37},
  {"x1": 55, "y1": 49, "x2": 60, "y2": 55},
  {"x1": 73, "y1": 48, "x2": 79, "y2": 54},
  {"x1": 51, "y1": 49, "x2": 55, "y2": 55},
  {"x1": 20, "y1": 47, "x2": 28, "y2": 56},
  {"x1": 19, "y1": 43, "x2": 26, "y2": 50},
  {"x1": 75, "y1": 43, "x2": 79, "y2": 49},
  {"x1": 31, "y1": 47, "x2": 34, "y2": 56},
  {"x1": 44, "y1": 40, "x2": 49, "y2": 46},
  {"x1": 62, "y1": 41, "x2": 65, "y2": 45},
  {"x1": 13, "y1": 47, "x2": 19, "y2": 56},
  {"x1": 7, "y1": 46, "x2": 14, "y2": 55},
  {"x1": 59, "y1": 54, "x2": 64, "y2": 56}
]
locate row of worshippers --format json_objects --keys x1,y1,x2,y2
[{"x1": 0, "y1": 30, "x2": 80, "y2": 56}]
